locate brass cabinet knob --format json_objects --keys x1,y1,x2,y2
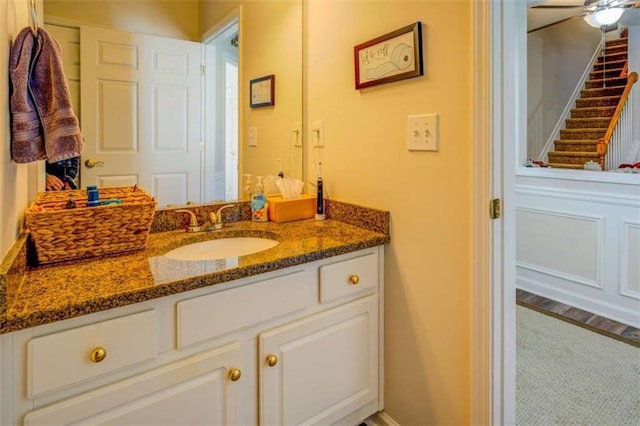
[
  {"x1": 266, "y1": 354, "x2": 278, "y2": 367},
  {"x1": 228, "y1": 367, "x2": 242, "y2": 382},
  {"x1": 90, "y1": 347, "x2": 107, "y2": 363},
  {"x1": 348, "y1": 275, "x2": 360, "y2": 285}
]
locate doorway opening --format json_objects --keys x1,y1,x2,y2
[{"x1": 203, "y1": 17, "x2": 239, "y2": 203}]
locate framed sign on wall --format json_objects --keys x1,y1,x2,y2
[
  {"x1": 250, "y1": 74, "x2": 275, "y2": 108},
  {"x1": 354, "y1": 22, "x2": 423, "y2": 90}
]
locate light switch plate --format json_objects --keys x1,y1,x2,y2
[
  {"x1": 311, "y1": 120, "x2": 324, "y2": 147},
  {"x1": 407, "y1": 114, "x2": 438, "y2": 151},
  {"x1": 293, "y1": 122, "x2": 302, "y2": 147},
  {"x1": 248, "y1": 127, "x2": 257, "y2": 147}
]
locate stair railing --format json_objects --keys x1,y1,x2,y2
[{"x1": 596, "y1": 71, "x2": 638, "y2": 170}]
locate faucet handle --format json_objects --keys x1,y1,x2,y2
[
  {"x1": 213, "y1": 204, "x2": 236, "y2": 228},
  {"x1": 175, "y1": 209, "x2": 199, "y2": 227}
]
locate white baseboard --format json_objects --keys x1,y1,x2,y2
[{"x1": 364, "y1": 411, "x2": 400, "y2": 426}]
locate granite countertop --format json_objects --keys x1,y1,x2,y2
[{"x1": 0, "y1": 200, "x2": 389, "y2": 334}]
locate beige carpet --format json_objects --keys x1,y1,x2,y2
[{"x1": 516, "y1": 305, "x2": 640, "y2": 425}]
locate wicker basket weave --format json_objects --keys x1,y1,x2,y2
[{"x1": 25, "y1": 186, "x2": 157, "y2": 264}]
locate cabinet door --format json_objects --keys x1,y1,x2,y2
[
  {"x1": 260, "y1": 295, "x2": 379, "y2": 426},
  {"x1": 24, "y1": 343, "x2": 244, "y2": 426}
]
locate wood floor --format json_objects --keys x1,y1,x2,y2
[{"x1": 516, "y1": 289, "x2": 640, "y2": 348}]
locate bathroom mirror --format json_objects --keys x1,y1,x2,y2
[{"x1": 41, "y1": 0, "x2": 303, "y2": 207}]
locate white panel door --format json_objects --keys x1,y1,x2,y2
[
  {"x1": 44, "y1": 25, "x2": 80, "y2": 119},
  {"x1": 24, "y1": 343, "x2": 243, "y2": 426},
  {"x1": 81, "y1": 26, "x2": 202, "y2": 206},
  {"x1": 259, "y1": 295, "x2": 379, "y2": 426}
]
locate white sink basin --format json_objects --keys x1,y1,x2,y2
[{"x1": 164, "y1": 237, "x2": 279, "y2": 261}]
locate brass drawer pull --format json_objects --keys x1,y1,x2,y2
[
  {"x1": 90, "y1": 347, "x2": 107, "y2": 363},
  {"x1": 348, "y1": 275, "x2": 360, "y2": 285},
  {"x1": 266, "y1": 354, "x2": 278, "y2": 367},
  {"x1": 228, "y1": 367, "x2": 242, "y2": 382}
]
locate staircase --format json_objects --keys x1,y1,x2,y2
[{"x1": 547, "y1": 36, "x2": 629, "y2": 169}]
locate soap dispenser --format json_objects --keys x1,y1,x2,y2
[{"x1": 251, "y1": 176, "x2": 268, "y2": 222}]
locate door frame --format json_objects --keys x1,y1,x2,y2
[
  {"x1": 472, "y1": 1, "x2": 520, "y2": 424},
  {"x1": 201, "y1": 7, "x2": 241, "y2": 203}
]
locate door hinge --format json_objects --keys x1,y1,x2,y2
[
  {"x1": 200, "y1": 65, "x2": 205, "y2": 75},
  {"x1": 490, "y1": 198, "x2": 501, "y2": 219}
]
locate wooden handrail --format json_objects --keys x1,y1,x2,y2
[
  {"x1": 620, "y1": 62, "x2": 628, "y2": 78},
  {"x1": 597, "y1": 71, "x2": 638, "y2": 170}
]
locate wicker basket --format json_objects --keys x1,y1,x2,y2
[{"x1": 25, "y1": 186, "x2": 157, "y2": 264}]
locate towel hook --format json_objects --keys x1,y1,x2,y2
[{"x1": 29, "y1": 0, "x2": 38, "y2": 36}]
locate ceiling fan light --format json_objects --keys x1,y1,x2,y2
[{"x1": 583, "y1": 7, "x2": 625, "y2": 28}]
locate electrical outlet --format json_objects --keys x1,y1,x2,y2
[
  {"x1": 407, "y1": 114, "x2": 438, "y2": 151},
  {"x1": 248, "y1": 127, "x2": 257, "y2": 147},
  {"x1": 311, "y1": 120, "x2": 324, "y2": 147}
]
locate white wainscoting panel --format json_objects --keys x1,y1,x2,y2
[
  {"x1": 516, "y1": 208, "x2": 603, "y2": 288},
  {"x1": 620, "y1": 221, "x2": 640, "y2": 300},
  {"x1": 516, "y1": 177, "x2": 640, "y2": 328}
]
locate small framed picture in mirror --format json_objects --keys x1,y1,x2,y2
[{"x1": 250, "y1": 74, "x2": 275, "y2": 108}]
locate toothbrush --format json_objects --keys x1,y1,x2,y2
[
  {"x1": 278, "y1": 158, "x2": 284, "y2": 178},
  {"x1": 315, "y1": 162, "x2": 325, "y2": 220}
]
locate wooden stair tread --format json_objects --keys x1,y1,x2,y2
[
  {"x1": 570, "y1": 106, "x2": 616, "y2": 116},
  {"x1": 575, "y1": 95, "x2": 624, "y2": 107},
  {"x1": 546, "y1": 163, "x2": 586, "y2": 169},
  {"x1": 581, "y1": 87, "x2": 626, "y2": 97},
  {"x1": 582, "y1": 85, "x2": 626, "y2": 91},
  {"x1": 553, "y1": 139, "x2": 601, "y2": 143},
  {"x1": 565, "y1": 117, "x2": 610, "y2": 123},
  {"x1": 561, "y1": 127, "x2": 607, "y2": 131},
  {"x1": 548, "y1": 151, "x2": 599, "y2": 157},
  {"x1": 593, "y1": 59, "x2": 626, "y2": 66},
  {"x1": 605, "y1": 38, "x2": 628, "y2": 47}
]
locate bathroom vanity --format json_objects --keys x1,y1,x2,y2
[{"x1": 0, "y1": 201, "x2": 389, "y2": 426}]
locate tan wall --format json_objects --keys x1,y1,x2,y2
[
  {"x1": 305, "y1": 1, "x2": 472, "y2": 424},
  {"x1": 1, "y1": 0, "x2": 34, "y2": 258},
  {"x1": 44, "y1": 0, "x2": 199, "y2": 40},
  {"x1": 2, "y1": 1, "x2": 475, "y2": 421},
  {"x1": 200, "y1": 0, "x2": 303, "y2": 183}
]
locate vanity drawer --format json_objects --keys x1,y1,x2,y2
[
  {"x1": 177, "y1": 269, "x2": 315, "y2": 348},
  {"x1": 319, "y1": 252, "x2": 378, "y2": 303},
  {"x1": 27, "y1": 310, "x2": 157, "y2": 398}
]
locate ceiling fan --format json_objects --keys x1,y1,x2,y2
[{"x1": 529, "y1": 0, "x2": 640, "y2": 33}]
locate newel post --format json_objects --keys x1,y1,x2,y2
[{"x1": 596, "y1": 138, "x2": 606, "y2": 171}]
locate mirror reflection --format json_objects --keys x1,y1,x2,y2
[{"x1": 42, "y1": 0, "x2": 303, "y2": 207}]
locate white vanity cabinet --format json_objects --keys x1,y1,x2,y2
[
  {"x1": 259, "y1": 295, "x2": 379, "y2": 425},
  {"x1": 23, "y1": 343, "x2": 244, "y2": 426},
  {"x1": 1, "y1": 247, "x2": 384, "y2": 426}
]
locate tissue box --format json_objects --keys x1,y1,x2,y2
[{"x1": 267, "y1": 194, "x2": 316, "y2": 223}]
